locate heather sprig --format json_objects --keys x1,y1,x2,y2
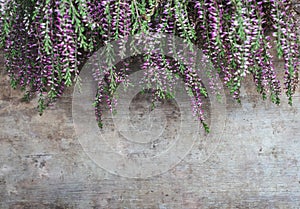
[
  {"x1": 269, "y1": 0, "x2": 299, "y2": 104},
  {"x1": 0, "y1": 0, "x2": 299, "y2": 133}
]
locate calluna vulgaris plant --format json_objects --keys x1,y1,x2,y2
[{"x1": 0, "y1": 0, "x2": 299, "y2": 132}]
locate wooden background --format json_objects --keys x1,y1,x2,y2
[{"x1": 1, "y1": 6, "x2": 300, "y2": 207}]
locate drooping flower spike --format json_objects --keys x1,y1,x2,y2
[{"x1": 0, "y1": 0, "x2": 299, "y2": 132}]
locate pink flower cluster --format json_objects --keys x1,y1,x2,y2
[{"x1": 0, "y1": 0, "x2": 299, "y2": 132}]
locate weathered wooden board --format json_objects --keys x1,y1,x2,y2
[{"x1": 1, "y1": 46, "x2": 300, "y2": 209}]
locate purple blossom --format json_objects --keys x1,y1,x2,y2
[{"x1": 0, "y1": 0, "x2": 299, "y2": 131}]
